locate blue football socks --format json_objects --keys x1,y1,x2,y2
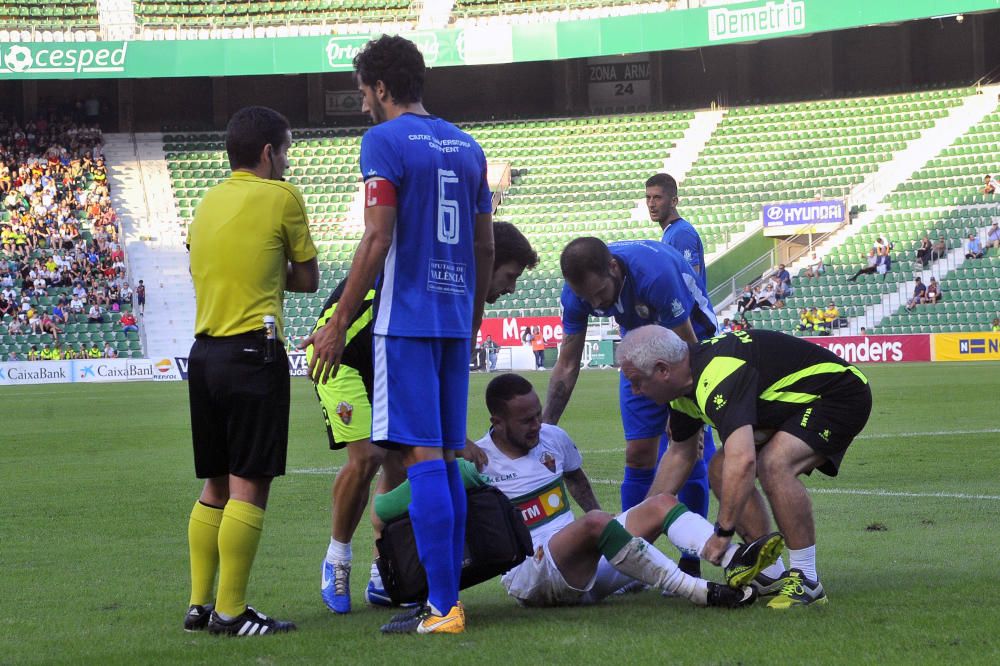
[
  {"x1": 621, "y1": 465, "x2": 656, "y2": 511},
  {"x1": 407, "y1": 459, "x2": 456, "y2": 615},
  {"x1": 445, "y1": 459, "x2": 467, "y2": 596}
]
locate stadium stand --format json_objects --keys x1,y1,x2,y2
[
  {"x1": 0, "y1": 114, "x2": 141, "y2": 360},
  {"x1": 728, "y1": 88, "x2": 975, "y2": 332},
  {"x1": 164, "y1": 111, "x2": 694, "y2": 336},
  {"x1": 162, "y1": 86, "x2": 997, "y2": 344},
  {"x1": 133, "y1": 0, "x2": 418, "y2": 37},
  {"x1": 870, "y1": 107, "x2": 1000, "y2": 334},
  {"x1": 452, "y1": 0, "x2": 672, "y2": 26},
  {"x1": 0, "y1": 0, "x2": 100, "y2": 35}
]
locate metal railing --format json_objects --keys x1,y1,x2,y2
[{"x1": 709, "y1": 224, "x2": 843, "y2": 311}]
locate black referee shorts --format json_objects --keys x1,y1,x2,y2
[
  {"x1": 778, "y1": 378, "x2": 873, "y2": 477},
  {"x1": 188, "y1": 331, "x2": 290, "y2": 479}
]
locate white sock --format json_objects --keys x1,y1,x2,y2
[
  {"x1": 326, "y1": 537, "x2": 352, "y2": 564},
  {"x1": 370, "y1": 559, "x2": 382, "y2": 584},
  {"x1": 665, "y1": 511, "x2": 738, "y2": 566},
  {"x1": 609, "y1": 537, "x2": 706, "y2": 605},
  {"x1": 788, "y1": 545, "x2": 817, "y2": 581},
  {"x1": 761, "y1": 558, "x2": 786, "y2": 579}
]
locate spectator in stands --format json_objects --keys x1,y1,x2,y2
[
  {"x1": 103, "y1": 341, "x2": 117, "y2": 359},
  {"x1": 120, "y1": 310, "x2": 138, "y2": 334},
  {"x1": 28, "y1": 306, "x2": 42, "y2": 333},
  {"x1": 40, "y1": 343, "x2": 54, "y2": 360},
  {"x1": 993, "y1": 317, "x2": 999, "y2": 332},
  {"x1": 925, "y1": 277, "x2": 941, "y2": 305},
  {"x1": 27, "y1": 344, "x2": 39, "y2": 360},
  {"x1": 77, "y1": 343, "x2": 88, "y2": 359},
  {"x1": 40, "y1": 312, "x2": 62, "y2": 341},
  {"x1": 796, "y1": 308, "x2": 817, "y2": 333},
  {"x1": 859, "y1": 327, "x2": 867, "y2": 335},
  {"x1": 931, "y1": 235, "x2": 948, "y2": 262},
  {"x1": 987, "y1": 221, "x2": 1000, "y2": 255},
  {"x1": 69, "y1": 294, "x2": 85, "y2": 321},
  {"x1": 736, "y1": 284, "x2": 755, "y2": 313},
  {"x1": 721, "y1": 318, "x2": 733, "y2": 333},
  {"x1": 87, "y1": 303, "x2": 103, "y2": 324},
  {"x1": 775, "y1": 263, "x2": 793, "y2": 295},
  {"x1": 51, "y1": 303, "x2": 67, "y2": 325},
  {"x1": 7, "y1": 316, "x2": 23, "y2": 335},
  {"x1": 752, "y1": 282, "x2": 776, "y2": 309},
  {"x1": 136, "y1": 279, "x2": 146, "y2": 315},
  {"x1": 905, "y1": 277, "x2": 927, "y2": 311},
  {"x1": 804, "y1": 253, "x2": 824, "y2": 278},
  {"x1": 6, "y1": 351, "x2": 17, "y2": 361},
  {"x1": 0, "y1": 293, "x2": 10, "y2": 319},
  {"x1": 848, "y1": 250, "x2": 878, "y2": 281},
  {"x1": 916, "y1": 236, "x2": 933, "y2": 268},
  {"x1": 823, "y1": 302, "x2": 843, "y2": 330},
  {"x1": 965, "y1": 233, "x2": 984, "y2": 260},
  {"x1": 983, "y1": 174, "x2": 996, "y2": 195},
  {"x1": 120, "y1": 281, "x2": 132, "y2": 304}
]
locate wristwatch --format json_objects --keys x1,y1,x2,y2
[{"x1": 713, "y1": 522, "x2": 736, "y2": 538}]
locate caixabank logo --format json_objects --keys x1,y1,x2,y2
[{"x1": 0, "y1": 43, "x2": 128, "y2": 76}]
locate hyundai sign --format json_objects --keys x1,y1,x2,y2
[{"x1": 762, "y1": 198, "x2": 847, "y2": 236}]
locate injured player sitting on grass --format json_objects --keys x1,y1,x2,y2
[{"x1": 374, "y1": 374, "x2": 783, "y2": 616}]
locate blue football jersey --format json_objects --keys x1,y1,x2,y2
[
  {"x1": 360, "y1": 113, "x2": 492, "y2": 338},
  {"x1": 660, "y1": 217, "x2": 707, "y2": 293},
  {"x1": 561, "y1": 240, "x2": 718, "y2": 340}
]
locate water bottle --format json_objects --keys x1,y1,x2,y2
[{"x1": 263, "y1": 315, "x2": 276, "y2": 363}]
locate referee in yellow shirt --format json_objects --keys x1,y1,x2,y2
[{"x1": 184, "y1": 106, "x2": 319, "y2": 637}]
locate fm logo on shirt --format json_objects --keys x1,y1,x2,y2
[{"x1": 515, "y1": 478, "x2": 569, "y2": 528}]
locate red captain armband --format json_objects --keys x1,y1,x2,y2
[{"x1": 365, "y1": 178, "x2": 397, "y2": 208}]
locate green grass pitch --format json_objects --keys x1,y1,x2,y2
[{"x1": 3, "y1": 362, "x2": 1000, "y2": 664}]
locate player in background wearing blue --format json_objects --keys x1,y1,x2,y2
[
  {"x1": 543, "y1": 238, "x2": 718, "y2": 540},
  {"x1": 304, "y1": 35, "x2": 493, "y2": 635},
  {"x1": 645, "y1": 172, "x2": 715, "y2": 578}
]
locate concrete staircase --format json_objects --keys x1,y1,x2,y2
[{"x1": 104, "y1": 133, "x2": 195, "y2": 358}]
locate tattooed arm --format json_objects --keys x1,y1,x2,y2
[
  {"x1": 564, "y1": 467, "x2": 600, "y2": 512},
  {"x1": 542, "y1": 332, "x2": 585, "y2": 425}
]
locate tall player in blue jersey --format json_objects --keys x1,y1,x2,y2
[
  {"x1": 305, "y1": 35, "x2": 494, "y2": 635},
  {"x1": 646, "y1": 172, "x2": 715, "y2": 577},
  {"x1": 542, "y1": 238, "x2": 719, "y2": 559}
]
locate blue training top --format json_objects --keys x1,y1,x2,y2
[
  {"x1": 561, "y1": 240, "x2": 718, "y2": 340},
  {"x1": 660, "y1": 217, "x2": 707, "y2": 293},
  {"x1": 360, "y1": 113, "x2": 492, "y2": 339}
]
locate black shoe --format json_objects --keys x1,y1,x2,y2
[
  {"x1": 725, "y1": 532, "x2": 785, "y2": 588},
  {"x1": 207, "y1": 606, "x2": 296, "y2": 637},
  {"x1": 707, "y1": 582, "x2": 757, "y2": 608},
  {"x1": 678, "y1": 557, "x2": 702, "y2": 578},
  {"x1": 183, "y1": 603, "x2": 213, "y2": 632},
  {"x1": 385, "y1": 604, "x2": 428, "y2": 626}
]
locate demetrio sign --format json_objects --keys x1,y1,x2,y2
[{"x1": 0, "y1": 0, "x2": 996, "y2": 79}]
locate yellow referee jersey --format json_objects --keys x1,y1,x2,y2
[{"x1": 189, "y1": 171, "x2": 317, "y2": 340}]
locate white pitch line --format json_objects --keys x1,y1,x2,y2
[
  {"x1": 579, "y1": 477, "x2": 1000, "y2": 501},
  {"x1": 581, "y1": 427, "x2": 1000, "y2": 454},
  {"x1": 285, "y1": 468, "x2": 1000, "y2": 501}
]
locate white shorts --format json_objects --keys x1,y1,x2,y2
[{"x1": 500, "y1": 512, "x2": 634, "y2": 607}]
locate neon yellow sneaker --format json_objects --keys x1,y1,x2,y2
[
  {"x1": 725, "y1": 532, "x2": 785, "y2": 588},
  {"x1": 380, "y1": 604, "x2": 465, "y2": 634},
  {"x1": 766, "y1": 569, "x2": 828, "y2": 609},
  {"x1": 417, "y1": 604, "x2": 465, "y2": 634}
]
